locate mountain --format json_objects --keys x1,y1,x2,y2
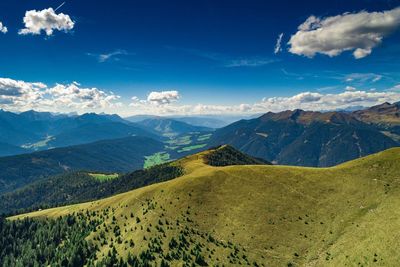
[
  {"x1": 9, "y1": 146, "x2": 400, "y2": 266},
  {"x1": 0, "y1": 109, "x2": 43, "y2": 145},
  {"x1": 137, "y1": 117, "x2": 212, "y2": 137},
  {"x1": 0, "y1": 136, "x2": 165, "y2": 194},
  {"x1": 208, "y1": 109, "x2": 398, "y2": 166},
  {"x1": 124, "y1": 114, "x2": 160, "y2": 123},
  {"x1": 353, "y1": 101, "x2": 400, "y2": 125},
  {"x1": 0, "y1": 110, "x2": 158, "y2": 155},
  {"x1": 126, "y1": 115, "x2": 241, "y2": 128},
  {"x1": 0, "y1": 145, "x2": 266, "y2": 215},
  {"x1": 46, "y1": 121, "x2": 159, "y2": 148},
  {"x1": 172, "y1": 116, "x2": 228, "y2": 128},
  {"x1": 0, "y1": 142, "x2": 28, "y2": 157}
]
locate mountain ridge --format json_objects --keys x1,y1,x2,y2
[
  {"x1": 209, "y1": 108, "x2": 399, "y2": 167},
  {"x1": 0, "y1": 145, "x2": 268, "y2": 215},
  {"x1": 10, "y1": 146, "x2": 400, "y2": 266},
  {"x1": 0, "y1": 136, "x2": 165, "y2": 194}
]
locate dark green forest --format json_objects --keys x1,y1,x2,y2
[
  {"x1": 205, "y1": 145, "x2": 270, "y2": 167},
  {"x1": 0, "y1": 164, "x2": 183, "y2": 216},
  {"x1": 0, "y1": 213, "x2": 99, "y2": 267}
]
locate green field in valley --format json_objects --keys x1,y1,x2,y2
[
  {"x1": 143, "y1": 152, "x2": 170, "y2": 168},
  {"x1": 197, "y1": 133, "x2": 212, "y2": 142},
  {"x1": 177, "y1": 143, "x2": 207, "y2": 153}
]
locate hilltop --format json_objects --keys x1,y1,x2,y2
[
  {"x1": 9, "y1": 146, "x2": 400, "y2": 266},
  {"x1": 0, "y1": 145, "x2": 266, "y2": 215}
]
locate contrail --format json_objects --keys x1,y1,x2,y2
[{"x1": 54, "y1": 1, "x2": 66, "y2": 12}]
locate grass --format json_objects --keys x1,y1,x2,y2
[
  {"x1": 177, "y1": 144, "x2": 207, "y2": 153},
  {"x1": 166, "y1": 135, "x2": 192, "y2": 146},
  {"x1": 197, "y1": 133, "x2": 212, "y2": 142},
  {"x1": 88, "y1": 173, "x2": 119, "y2": 181},
  {"x1": 11, "y1": 147, "x2": 400, "y2": 266},
  {"x1": 143, "y1": 152, "x2": 170, "y2": 168}
]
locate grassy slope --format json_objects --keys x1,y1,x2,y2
[{"x1": 12, "y1": 147, "x2": 400, "y2": 266}]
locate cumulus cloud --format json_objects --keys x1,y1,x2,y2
[
  {"x1": 46, "y1": 82, "x2": 120, "y2": 109},
  {"x1": 0, "y1": 78, "x2": 119, "y2": 112},
  {"x1": 289, "y1": 8, "x2": 400, "y2": 59},
  {"x1": 3, "y1": 78, "x2": 400, "y2": 116},
  {"x1": 0, "y1": 22, "x2": 7, "y2": 34},
  {"x1": 19, "y1": 8, "x2": 74, "y2": 36},
  {"x1": 127, "y1": 88, "x2": 400, "y2": 116},
  {"x1": 255, "y1": 90, "x2": 400, "y2": 112},
  {"x1": 274, "y1": 33, "x2": 284, "y2": 54},
  {"x1": 147, "y1": 90, "x2": 180, "y2": 105}
]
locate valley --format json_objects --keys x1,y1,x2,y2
[{"x1": 2, "y1": 2, "x2": 400, "y2": 266}]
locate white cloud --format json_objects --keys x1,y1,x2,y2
[
  {"x1": 2, "y1": 78, "x2": 400, "y2": 116},
  {"x1": 127, "y1": 88, "x2": 400, "y2": 116},
  {"x1": 46, "y1": 82, "x2": 120, "y2": 109},
  {"x1": 345, "y1": 86, "x2": 356, "y2": 91},
  {"x1": 19, "y1": 8, "x2": 74, "y2": 36},
  {"x1": 274, "y1": 33, "x2": 284, "y2": 54},
  {"x1": 344, "y1": 73, "x2": 383, "y2": 83},
  {"x1": 389, "y1": 84, "x2": 400, "y2": 91},
  {"x1": 0, "y1": 78, "x2": 119, "y2": 112},
  {"x1": 87, "y1": 50, "x2": 129, "y2": 63},
  {"x1": 289, "y1": 8, "x2": 400, "y2": 59},
  {"x1": 147, "y1": 90, "x2": 180, "y2": 105},
  {"x1": 0, "y1": 22, "x2": 7, "y2": 34},
  {"x1": 255, "y1": 90, "x2": 400, "y2": 112}
]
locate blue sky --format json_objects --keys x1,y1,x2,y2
[{"x1": 0, "y1": 0, "x2": 400, "y2": 115}]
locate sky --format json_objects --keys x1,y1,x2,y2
[{"x1": 0, "y1": 0, "x2": 400, "y2": 116}]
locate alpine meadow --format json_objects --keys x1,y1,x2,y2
[{"x1": 1, "y1": 1, "x2": 400, "y2": 267}]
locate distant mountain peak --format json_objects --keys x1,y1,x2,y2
[
  {"x1": 353, "y1": 101, "x2": 400, "y2": 125},
  {"x1": 259, "y1": 109, "x2": 359, "y2": 125}
]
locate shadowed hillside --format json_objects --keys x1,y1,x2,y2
[
  {"x1": 0, "y1": 146, "x2": 265, "y2": 215},
  {"x1": 10, "y1": 146, "x2": 400, "y2": 266},
  {"x1": 209, "y1": 109, "x2": 398, "y2": 166},
  {"x1": 0, "y1": 136, "x2": 165, "y2": 193},
  {"x1": 137, "y1": 117, "x2": 212, "y2": 137}
]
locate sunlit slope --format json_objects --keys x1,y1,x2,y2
[{"x1": 12, "y1": 147, "x2": 400, "y2": 266}]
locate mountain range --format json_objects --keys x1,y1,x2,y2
[
  {"x1": 0, "y1": 110, "x2": 216, "y2": 156},
  {"x1": 137, "y1": 117, "x2": 212, "y2": 137},
  {"x1": 0, "y1": 110, "x2": 157, "y2": 151},
  {"x1": 208, "y1": 104, "x2": 400, "y2": 166},
  {"x1": 1, "y1": 102, "x2": 400, "y2": 194}
]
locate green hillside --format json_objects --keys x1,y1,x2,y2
[
  {"x1": 0, "y1": 145, "x2": 263, "y2": 215},
  {"x1": 8, "y1": 146, "x2": 400, "y2": 266},
  {"x1": 0, "y1": 136, "x2": 165, "y2": 194}
]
